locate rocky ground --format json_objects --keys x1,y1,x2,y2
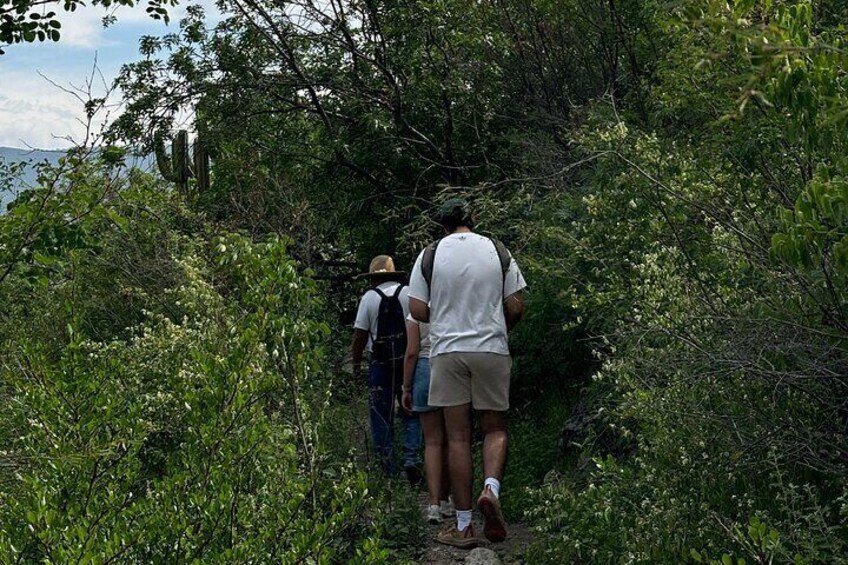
[{"x1": 416, "y1": 512, "x2": 535, "y2": 564}]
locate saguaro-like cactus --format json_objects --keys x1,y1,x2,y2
[{"x1": 154, "y1": 129, "x2": 210, "y2": 195}]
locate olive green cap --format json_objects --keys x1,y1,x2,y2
[{"x1": 434, "y1": 197, "x2": 471, "y2": 223}]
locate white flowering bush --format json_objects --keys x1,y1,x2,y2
[{"x1": 523, "y1": 5, "x2": 848, "y2": 556}]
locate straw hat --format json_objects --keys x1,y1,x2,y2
[{"x1": 355, "y1": 255, "x2": 406, "y2": 279}]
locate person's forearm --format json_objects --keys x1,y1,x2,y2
[
  {"x1": 504, "y1": 292, "x2": 525, "y2": 331},
  {"x1": 403, "y1": 353, "x2": 417, "y2": 390},
  {"x1": 351, "y1": 330, "x2": 368, "y2": 373},
  {"x1": 505, "y1": 311, "x2": 523, "y2": 331},
  {"x1": 351, "y1": 340, "x2": 363, "y2": 367}
]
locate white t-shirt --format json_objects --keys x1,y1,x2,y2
[
  {"x1": 406, "y1": 314, "x2": 431, "y2": 359},
  {"x1": 354, "y1": 281, "x2": 410, "y2": 353},
  {"x1": 408, "y1": 232, "x2": 526, "y2": 357}
]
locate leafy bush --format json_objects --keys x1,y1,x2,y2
[
  {"x1": 523, "y1": 3, "x2": 848, "y2": 562},
  {"x1": 0, "y1": 163, "x2": 393, "y2": 562}
]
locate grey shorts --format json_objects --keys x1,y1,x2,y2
[{"x1": 429, "y1": 352, "x2": 512, "y2": 411}]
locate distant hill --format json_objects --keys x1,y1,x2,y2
[
  {"x1": 1, "y1": 146, "x2": 156, "y2": 211},
  {"x1": 0, "y1": 146, "x2": 66, "y2": 167},
  {"x1": 0, "y1": 147, "x2": 66, "y2": 209}
]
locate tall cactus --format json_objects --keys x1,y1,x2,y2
[{"x1": 154, "y1": 129, "x2": 210, "y2": 196}]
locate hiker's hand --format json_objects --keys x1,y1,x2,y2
[{"x1": 401, "y1": 390, "x2": 413, "y2": 414}]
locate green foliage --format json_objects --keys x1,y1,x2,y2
[
  {"x1": 6, "y1": 0, "x2": 848, "y2": 562},
  {"x1": 499, "y1": 388, "x2": 580, "y2": 518},
  {"x1": 109, "y1": 0, "x2": 650, "y2": 270},
  {"x1": 521, "y1": 2, "x2": 848, "y2": 563},
  {"x1": 0, "y1": 0, "x2": 178, "y2": 54},
  {"x1": 366, "y1": 481, "x2": 427, "y2": 562},
  {"x1": 105, "y1": 4, "x2": 848, "y2": 561},
  {"x1": 0, "y1": 159, "x2": 394, "y2": 561}
]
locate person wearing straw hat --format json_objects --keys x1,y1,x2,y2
[
  {"x1": 351, "y1": 255, "x2": 423, "y2": 483},
  {"x1": 408, "y1": 198, "x2": 526, "y2": 549}
]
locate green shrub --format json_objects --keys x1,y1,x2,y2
[{"x1": 0, "y1": 165, "x2": 393, "y2": 562}]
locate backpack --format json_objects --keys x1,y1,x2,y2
[
  {"x1": 421, "y1": 236, "x2": 511, "y2": 291},
  {"x1": 369, "y1": 284, "x2": 408, "y2": 365}
]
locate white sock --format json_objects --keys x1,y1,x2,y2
[
  {"x1": 484, "y1": 477, "x2": 501, "y2": 498},
  {"x1": 456, "y1": 509, "x2": 472, "y2": 531}
]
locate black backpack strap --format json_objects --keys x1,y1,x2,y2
[
  {"x1": 490, "y1": 238, "x2": 511, "y2": 279},
  {"x1": 391, "y1": 283, "x2": 405, "y2": 299},
  {"x1": 489, "y1": 238, "x2": 512, "y2": 304},
  {"x1": 422, "y1": 238, "x2": 443, "y2": 290},
  {"x1": 369, "y1": 287, "x2": 388, "y2": 300}
]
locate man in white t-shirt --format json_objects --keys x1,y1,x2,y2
[
  {"x1": 408, "y1": 199, "x2": 526, "y2": 549},
  {"x1": 351, "y1": 255, "x2": 423, "y2": 483}
]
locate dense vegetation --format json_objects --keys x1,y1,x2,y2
[
  {"x1": 2, "y1": 0, "x2": 847, "y2": 562},
  {"x1": 0, "y1": 0, "x2": 177, "y2": 54}
]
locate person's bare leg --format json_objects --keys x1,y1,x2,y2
[
  {"x1": 480, "y1": 410, "x2": 508, "y2": 481},
  {"x1": 440, "y1": 431, "x2": 451, "y2": 502},
  {"x1": 420, "y1": 410, "x2": 445, "y2": 506},
  {"x1": 443, "y1": 403, "x2": 472, "y2": 513},
  {"x1": 478, "y1": 409, "x2": 508, "y2": 542}
]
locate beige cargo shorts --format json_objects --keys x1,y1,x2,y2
[{"x1": 429, "y1": 352, "x2": 512, "y2": 411}]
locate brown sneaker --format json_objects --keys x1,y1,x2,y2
[
  {"x1": 435, "y1": 523, "x2": 478, "y2": 549},
  {"x1": 477, "y1": 487, "x2": 507, "y2": 542}
]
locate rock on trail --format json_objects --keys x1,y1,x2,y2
[{"x1": 417, "y1": 517, "x2": 534, "y2": 564}]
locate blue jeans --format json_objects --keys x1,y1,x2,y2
[
  {"x1": 368, "y1": 360, "x2": 422, "y2": 475},
  {"x1": 412, "y1": 357, "x2": 439, "y2": 413}
]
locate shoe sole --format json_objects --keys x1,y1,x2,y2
[
  {"x1": 427, "y1": 517, "x2": 443, "y2": 525},
  {"x1": 434, "y1": 536, "x2": 477, "y2": 549},
  {"x1": 478, "y1": 497, "x2": 507, "y2": 543}
]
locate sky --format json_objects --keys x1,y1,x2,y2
[{"x1": 0, "y1": 1, "x2": 221, "y2": 149}]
